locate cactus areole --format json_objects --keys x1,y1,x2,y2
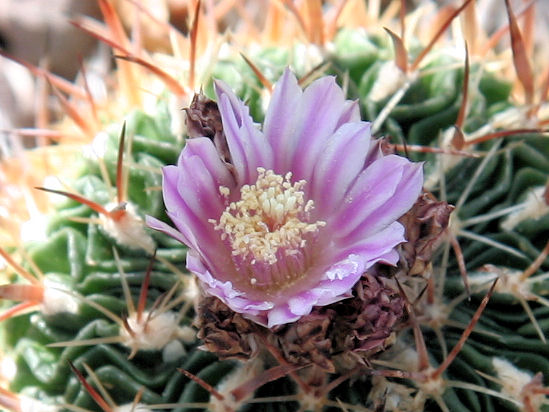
[{"x1": 147, "y1": 69, "x2": 423, "y2": 328}]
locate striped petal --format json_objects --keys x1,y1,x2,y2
[
  {"x1": 263, "y1": 68, "x2": 303, "y2": 173},
  {"x1": 214, "y1": 80, "x2": 273, "y2": 184},
  {"x1": 288, "y1": 75, "x2": 348, "y2": 182},
  {"x1": 339, "y1": 160, "x2": 423, "y2": 245},
  {"x1": 336, "y1": 221, "x2": 406, "y2": 267},
  {"x1": 334, "y1": 155, "x2": 422, "y2": 241},
  {"x1": 310, "y1": 121, "x2": 372, "y2": 215}
]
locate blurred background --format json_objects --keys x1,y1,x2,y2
[{"x1": 1, "y1": 0, "x2": 548, "y2": 131}]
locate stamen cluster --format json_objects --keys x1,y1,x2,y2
[{"x1": 212, "y1": 168, "x2": 325, "y2": 269}]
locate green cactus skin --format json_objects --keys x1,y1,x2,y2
[{"x1": 1, "y1": 26, "x2": 548, "y2": 412}]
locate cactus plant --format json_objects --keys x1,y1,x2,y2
[{"x1": 1, "y1": 1, "x2": 548, "y2": 411}]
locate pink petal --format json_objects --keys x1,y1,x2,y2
[
  {"x1": 188, "y1": 250, "x2": 274, "y2": 312},
  {"x1": 187, "y1": 250, "x2": 239, "y2": 297},
  {"x1": 267, "y1": 254, "x2": 366, "y2": 327},
  {"x1": 263, "y1": 68, "x2": 303, "y2": 173},
  {"x1": 337, "y1": 221, "x2": 405, "y2": 267},
  {"x1": 176, "y1": 154, "x2": 227, "y2": 221},
  {"x1": 363, "y1": 138, "x2": 388, "y2": 166},
  {"x1": 341, "y1": 160, "x2": 423, "y2": 244},
  {"x1": 332, "y1": 155, "x2": 406, "y2": 236},
  {"x1": 288, "y1": 291, "x2": 321, "y2": 316},
  {"x1": 182, "y1": 138, "x2": 235, "y2": 189},
  {"x1": 336, "y1": 99, "x2": 361, "y2": 128},
  {"x1": 214, "y1": 80, "x2": 273, "y2": 184},
  {"x1": 314, "y1": 254, "x2": 365, "y2": 305},
  {"x1": 267, "y1": 305, "x2": 301, "y2": 328},
  {"x1": 148, "y1": 211, "x2": 231, "y2": 282},
  {"x1": 161, "y1": 163, "x2": 233, "y2": 277},
  {"x1": 289, "y1": 76, "x2": 347, "y2": 182},
  {"x1": 334, "y1": 155, "x2": 422, "y2": 240},
  {"x1": 146, "y1": 215, "x2": 193, "y2": 247},
  {"x1": 161, "y1": 167, "x2": 215, "y2": 250},
  {"x1": 311, "y1": 121, "x2": 372, "y2": 215},
  {"x1": 168, "y1": 209, "x2": 232, "y2": 278}
]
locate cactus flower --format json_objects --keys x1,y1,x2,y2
[{"x1": 148, "y1": 69, "x2": 423, "y2": 327}]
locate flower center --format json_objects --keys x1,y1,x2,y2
[{"x1": 211, "y1": 168, "x2": 326, "y2": 292}]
